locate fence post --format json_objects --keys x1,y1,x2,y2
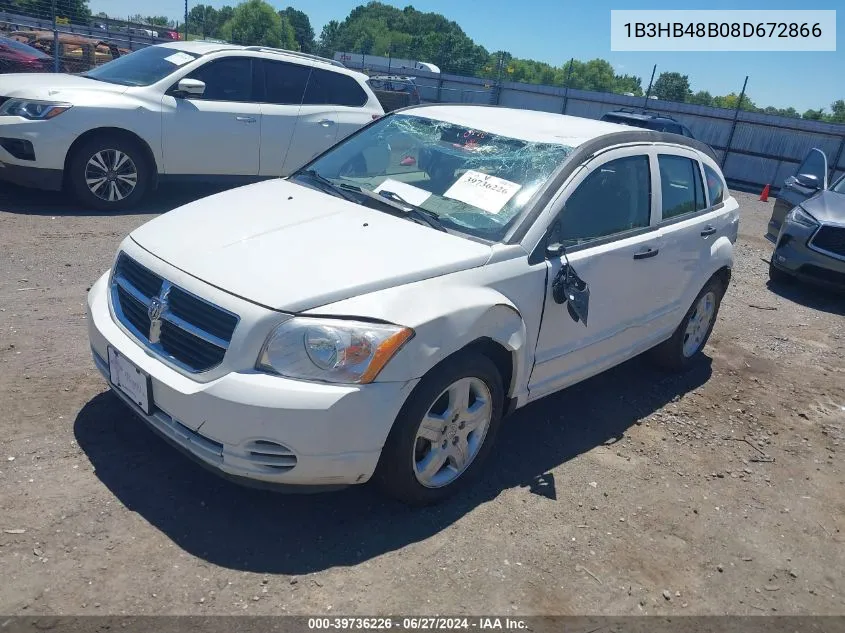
[
  {"x1": 830, "y1": 135, "x2": 845, "y2": 185},
  {"x1": 184, "y1": 0, "x2": 188, "y2": 41},
  {"x1": 642, "y1": 64, "x2": 657, "y2": 108},
  {"x1": 51, "y1": 0, "x2": 59, "y2": 72},
  {"x1": 561, "y1": 57, "x2": 574, "y2": 114},
  {"x1": 721, "y1": 75, "x2": 748, "y2": 170}
]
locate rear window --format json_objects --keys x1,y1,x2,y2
[
  {"x1": 703, "y1": 164, "x2": 725, "y2": 205},
  {"x1": 659, "y1": 155, "x2": 706, "y2": 219},
  {"x1": 262, "y1": 59, "x2": 310, "y2": 105},
  {"x1": 304, "y1": 68, "x2": 367, "y2": 107},
  {"x1": 0, "y1": 36, "x2": 50, "y2": 58}
]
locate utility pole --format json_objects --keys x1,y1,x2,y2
[
  {"x1": 184, "y1": 0, "x2": 188, "y2": 41},
  {"x1": 561, "y1": 57, "x2": 574, "y2": 114},
  {"x1": 51, "y1": 0, "x2": 59, "y2": 72},
  {"x1": 722, "y1": 75, "x2": 749, "y2": 169},
  {"x1": 642, "y1": 64, "x2": 657, "y2": 109}
]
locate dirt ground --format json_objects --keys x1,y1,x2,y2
[{"x1": 0, "y1": 183, "x2": 843, "y2": 616}]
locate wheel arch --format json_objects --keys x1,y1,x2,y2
[{"x1": 63, "y1": 127, "x2": 159, "y2": 190}]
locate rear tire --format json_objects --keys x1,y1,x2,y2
[
  {"x1": 375, "y1": 351, "x2": 504, "y2": 506},
  {"x1": 69, "y1": 135, "x2": 150, "y2": 212},
  {"x1": 650, "y1": 277, "x2": 724, "y2": 372}
]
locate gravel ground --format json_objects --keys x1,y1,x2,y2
[{"x1": 0, "y1": 183, "x2": 843, "y2": 616}]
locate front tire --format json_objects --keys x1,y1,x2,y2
[
  {"x1": 650, "y1": 277, "x2": 724, "y2": 371},
  {"x1": 768, "y1": 261, "x2": 792, "y2": 285},
  {"x1": 375, "y1": 351, "x2": 504, "y2": 506},
  {"x1": 69, "y1": 135, "x2": 150, "y2": 212}
]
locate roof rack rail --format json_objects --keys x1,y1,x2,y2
[{"x1": 242, "y1": 46, "x2": 345, "y2": 68}]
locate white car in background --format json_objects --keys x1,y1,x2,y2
[
  {"x1": 87, "y1": 105, "x2": 738, "y2": 505},
  {"x1": 0, "y1": 41, "x2": 384, "y2": 210}
]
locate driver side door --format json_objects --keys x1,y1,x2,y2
[
  {"x1": 528, "y1": 149, "x2": 675, "y2": 401},
  {"x1": 161, "y1": 56, "x2": 261, "y2": 176},
  {"x1": 767, "y1": 148, "x2": 829, "y2": 241}
]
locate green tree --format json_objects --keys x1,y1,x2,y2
[
  {"x1": 11, "y1": 0, "x2": 90, "y2": 23},
  {"x1": 188, "y1": 4, "x2": 220, "y2": 39},
  {"x1": 651, "y1": 72, "x2": 691, "y2": 103},
  {"x1": 830, "y1": 99, "x2": 845, "y2": 124},
  {"x1": 282, "y1": 7, "x2": 315, "y2": 53},
  {"x1": 802, "y1": 108, "x2": 825, "y2": 121},
  {"x1": 712, "y1": 92, "x2": 757, "y2": 111},
  {"x1": 689, "y1": 90, "x2": 713, "y2": 106},
  {"x1": 218, "y1": 0, "x2": 296, "y2": 48},
  {"x1": 317, "y1": 19, "x2": 341, "y2": 56}
]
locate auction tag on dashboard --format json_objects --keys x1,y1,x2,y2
[
  {"x1": 164, "y1": 52, "x2": 195, "y2": 66},
  {"x1": 443, "y1": 170, "x2": 521, "y2": 214}
]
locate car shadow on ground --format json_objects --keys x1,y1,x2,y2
[
  {"x1": 766, "y1": 279, "x2": 845, "y2": 315},
  {"x1": 74, "y1": 353, "x2": 712, "y2": 575},
  {"x1": 0, "y1": 182, "x2": 230, "y2": 216}
]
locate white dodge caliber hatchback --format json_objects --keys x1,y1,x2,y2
[{"x1": 87, "y1": 105, "x2": 739, "y2": 505}]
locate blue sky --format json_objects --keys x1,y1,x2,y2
[{"x1": 88, "y1": 0, "x2": 843, "y2": 112}]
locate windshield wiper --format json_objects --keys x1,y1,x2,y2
[
  {"x1": 338, "y1": 183, "x2": 447, "y2": 232},
  {"x1": 294, "y1": 170, "x2": 358, "y2": 202}
]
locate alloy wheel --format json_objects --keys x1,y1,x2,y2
[{"x1": 412, "y1": 376, "x2": 493, "y2": 488}]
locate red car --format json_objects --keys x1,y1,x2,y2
[{"x1": 0, "y1": 35, "x2": 53, "y2": 73}]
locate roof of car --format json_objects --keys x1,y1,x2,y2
[
  {"x1": 156, "y1": 40, "x2": 357, "y2": 74},
  {"x1": 403, "y1": 104, "x2": 653, "y2": 147}
]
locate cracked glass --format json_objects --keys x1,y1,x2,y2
[{"x1": 294, "y1": 113, "x2": 575, "y2": 241}]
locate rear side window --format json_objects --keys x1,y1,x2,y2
[
  {"x1": 262, "y1": 60, "x2": 310, "y2": 105},
  {"x1": 658, "y1": 155, "x2": 706, "y2": 219},
  {"x1": 703, "y1": 164, "x2": 725, "y2": 205},
  {"x1": 304, "y1": 69, "x2": 367, "y2": 107}
]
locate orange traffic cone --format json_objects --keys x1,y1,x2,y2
[{"x1": 759, "y1": 184, "x2": 770, "y2": 202}]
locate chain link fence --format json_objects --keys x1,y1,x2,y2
[{"x1": 0, "y1": 2, "x2": 177, "y2": 74}]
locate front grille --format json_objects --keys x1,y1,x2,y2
[
  {"x1": 811, "y1": 225, "x2": 845, "y2": 259},
  {"x1": 110, "y1": 253, "x2": 239, "y2": 373}
]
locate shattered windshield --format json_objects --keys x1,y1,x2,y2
[{"x1": 294, "y1": 113, "x2": 574, "y2": 241}]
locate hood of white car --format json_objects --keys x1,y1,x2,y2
[
  {"x1": 130, "y1": 179, "x2": 493, "y2": 312},
  {"x1": 0, "y1": 73, "x2": 126, "y2": 99}
]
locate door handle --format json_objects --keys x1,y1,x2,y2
[
  {"x1": 235, "y1": 116, "x2": 256, "y2": 123},
  {"x1": 633, "y1": 247, "x2": 659, "y2": 260},
  {"x1": 318, "y1": 119, "x2": 335, "y2": 127},
  {"x1": 700, "y1": 226, "x2": 717, "y2": 237}
]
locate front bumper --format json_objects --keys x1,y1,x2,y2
[
  {"x1": 771, "y1": 223, "x2": 845, "y2": 290},
  {"x1": 86, "y1": 272, "x2": 419, "y2": 488},
  {"x1": 0, "y1": 160, "x2": 63, "y2": 190},
  {"x1": 0, "y1": 116, "x2": 75, "y2": 191}
]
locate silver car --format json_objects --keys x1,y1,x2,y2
[{"x1": 767, "y1": 148, "x2": 845, "y2": 290}]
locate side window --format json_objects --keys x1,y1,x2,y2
[
  {"x1": 658, "y1": 154, "x2": 706, "y2": 219},
  {"x1": 304, "y1": 68, "x2": 367, "y2": 107},
  {"x1": 187, "y1": 57, "x2": 253, "y2": 102},
  {"x1": 553, "y1": 155, "x2": 652, "y2": 246},
  {"x1": 262, "y1": 60, "x2": 310, "y2": 105},
  {"x1": 703, "y1": 164, "x2": 725, "y2": 206}
]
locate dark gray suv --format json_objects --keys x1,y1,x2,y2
[
  {"x1": 601, "y1": 110, "x2": 695, "y2": 138},
  {"x1": 767, "y1": 148, "x2": 845, "y2": 290}
]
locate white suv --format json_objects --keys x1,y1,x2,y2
[
  {"x1": 87, "y1": 105, "x2": 739, "y2": 505},
  {"x1": 0, "y1": 42, "x2": 384, "y2": 210}
]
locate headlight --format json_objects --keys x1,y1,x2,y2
[
  {"x1": 0, "y1": 99, "x2": 72, "y2": 120},
  {"x1": 785, "y1": 206, "x2": 819, "y2": 229},
  {"x1": 257, "y1": 317, "x2": 414, "y2": 384}
]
